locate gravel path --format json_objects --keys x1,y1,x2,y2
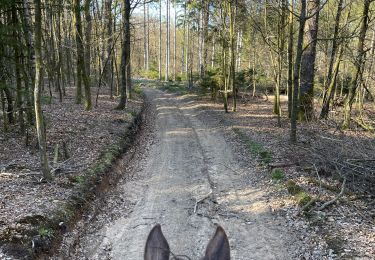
[{"x1": 55, "y1": 88, "x2": 300, "y2": 260}]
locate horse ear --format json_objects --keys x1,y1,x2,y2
[
  {"x1": 144, "y1": 224, "x2": 170, "y2": 260},
  {"x1": 204, "y1": 226, "x2": 230, "y2": 260}
]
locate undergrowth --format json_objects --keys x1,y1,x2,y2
[{"x1": 232, "y1": 127, "x2": 272, "y2": 164}]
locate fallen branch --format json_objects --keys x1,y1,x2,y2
[
  {"x1": 316, "y1": 178, "x2": 346, "y2": 211},
  {"x1": 295, "y1": 165, "x2": 321, "y2": 216},
  {"x1": 269, "y1": 162, "x2": 295, "y2": 168},
  {"x1": 194, "y1": 191, "x2": 212, "y2": 214}
]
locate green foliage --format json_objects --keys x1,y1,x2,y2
[
  {"x1": 38, "y1": 227, "x2": 53, "y2": 238},
  {"x1": 41, "y1": 95, "x2": 52, "y2": 105},
  {"x1": 128, "y1": 110, "x2": 137, "y2": 117},
  {"x1": 132, "y1": 86, "x2": 142, "y2": 95},
  {"x1": 141, "y1": 69, "x2": 159, "y2": 80},
  {"x1": 285, "y1": 180, "x2": 303, "y2": 195},
  {"x1": 158, "y1": 82, "x2": 188, "y2": 94},
  {"x1": 233, "y1": 128, "x2": 272, "y2": 164},
  {"x1": 285, "y1": 180, "x2": 312, "y2": 206},
  {"x1": 71, "y1": 175, "x2": 85, "y2": 184},
  {"x1": 296, "y1": 192, "x2": 312, "y2": 206},
  {"x1": 271, "y1": 168, "x2": 285, "y2": 181},
  {"x1": 140, "y1": 62, "x2": 159, "y2": 79}
]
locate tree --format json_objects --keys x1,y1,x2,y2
[
  {"x1": 74, "y1": 0, "x2": 92, "y2": 110},
  {"x1": 342, "y1": 0, "x2": 372, "y2": 129},
  {"x1": 117, "y1": 0, "x2": 131, "y2": 109},
  {"x1": 320, "y1": 0, "x2": 344, "y2": 119},
  {"x1": 299, "y1": 0, "x2": 321, "y2": 121},
  {"x1": 290, "y1": 0, "x2": 307, "y2": 143},
  {"x1": 34, "y1": 0, "x2": 52, "y2": 180}
]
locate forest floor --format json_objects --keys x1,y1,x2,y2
[
  {"x1": 0, "y1": 88, "x2": 143, "y2": 258},
  {"x1": 51, "y1": 85, "x2": 373, "y2": 259}
]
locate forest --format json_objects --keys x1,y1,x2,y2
[{"x1": 0, "y1": 0, "x2": 374, "y2": 259}]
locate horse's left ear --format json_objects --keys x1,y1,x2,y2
[{"x1": 144, "y1": 224, "x2": 170, "y2": 260}]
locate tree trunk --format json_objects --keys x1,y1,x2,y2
[
  {"x1": 74, "y1": 0, "x2": 92, "y2": 110},
  {"x1": 299, "y1": 0, "x2": 320, "y2": 121},
  {"x1": 84, "y1": 0, "x2": 92, "y2": 75},
  {"x1": 229, "y1": 1, "x2": 236, "y2": 112},
  {"x1": 117, "y1": 0, "x2": 131, "y2": 109},
  {"x1": 287, "y1": 0, "x2": 294, "y2": 118},
  {"x1": 143, "y1": 0, "x2": 149, "y2": 72},
  {"x1": 12, "y1": 4, "x2": 25, "y2": 134},
  {"x1": 104, "y1": 0, "x2": 113, "y2": 96},
  {"x1": 342, "y1": 0, "x2": 371, "y2": 129},
  {"x1": 33, "y1": 0, "x2": 52, "y2": 180},
  {"x1": 165, "y1": 0, "x2": 170, "y2": 81},
  {"x1": 290, "y1": 0, "x2": 307, "y2": 143},
  {"x1": 159, "y1": 0, "x2": 162, "y2": 80},
  {"x1": 202, "y1": 0, "x2": 210, "y2": 76},
  {"x1": 173, "y1": 4, "x2": 177, "y2": 81},
  {"x1": 320, "y1": 0, "x2": 344, "y2": 119}
]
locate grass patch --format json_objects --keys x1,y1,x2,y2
[
  {"x1": 158, "y1": 82, "x2": 188, "y2": 94},
  {"x1": 285, "y1": 180, "x2": 304, "y2": 195},
  {"x1": 285, "y1": 180, "x2": 313, "y2": 207},
  {"x1": 38, "y1": 227, "x2": 53, "y2": 238},
  {"x1": 295, "y1": 192, "x2": 312, "y2": 206},
  {"x1": 271, "y1": 168, "x2": 285, "y2": 181},
  {"x1": 233, "y1": 128, "x2": 272, "y2": 164},
  {"x1": 70, "y1": 175, "x2": 85, "y2": 184}
]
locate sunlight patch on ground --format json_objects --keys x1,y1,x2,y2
[
  {"x1": 165, "y1": 128, "x2": 192, "y2": 137},
  {"x1": 217, "y1": 187, "x2": 270, "y2": 215}
]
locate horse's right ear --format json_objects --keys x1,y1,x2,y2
[
  {"x1": 204, "y1": 226, "x2": 230, "y2": 260},
  {"x1": 144, "y1": 224, "x2": 170, "y2": 260}
]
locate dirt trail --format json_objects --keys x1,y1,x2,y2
[{"x1": 56, "y1": 89, "x2": 300, "y2": 259}]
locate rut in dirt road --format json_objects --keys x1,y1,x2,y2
[{"x1": 62, "y1": 89, "x2": 300, "y2": 260}]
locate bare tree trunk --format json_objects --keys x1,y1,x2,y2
[
  {"x1": 173, "y1": 5, "x2": 177, "y2": 81},
  {"x1": 74, "y1": 0, "x2": 92, "y2": 110},
  {"x1": 290, "y1": 0, "x2": 307, "y2": 143},
  {"x1": 274, "y1": 0, "x2": 287, "y2": 127},
  {"x1": 143, "y1": 0, "x2": 149, "y2": 72},
  {"x1": 342, "y1": 0, "x2": 371, "y2": 129},
  {"x1": 12, "y1": 4, "x2": 25, "y2": 134},
  {"x1": 229, "y1": 0, "x2": 236, "y2": 112},
  {"x1": 84, "y1": 0, "x2": 92, "y2": 75},
  {"x1": 298, "y1": 0, "x2": 320, "y2": 121},
  {"x1": 165, "y1": 0, "x2": 170, "y2": 81},
  {"x1": 104, "y1": 0, "x2": 113, "y2": 96},
  {"x1": 320, "y1": 0, "x2": 344, "y2": 119},
  {"x1": 287, "y1": 0, "x2": 294, "y2": 118},
  {"x1": 117, "y1": 0, "x2": 131, "y2": 108},
  {"x1": 34, "y1": 0, "x2": 52, "y2": 180},
  {"x1": 211, "y1": 35, "x2": 215, "y2": 69},
  {"x1": 159, "y1": 0, "x2": 162, "y2": 80}
]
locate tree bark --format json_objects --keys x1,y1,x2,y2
[
  {"x1": 104, "y1": 0, "x2": 113, "y2": 96},
  {"x1": 342, "y1": 0, "x2": 371, "y2": 129},
  {"x1": 159, "y1": 0, "x2": 162, "y2": 80},
  {"x1": 299, "y1": 0, "x2": 320, "y2": 121},
  {"x1": 290, "y1": 0, "x2": 307, "y2": 143},
  {"x1": 12, "y1": 4, "x2": 25, "y2": 134},
  {"x1": 34, "y1": 0, "x2": 52, "y2": 180},
  {"x1": 320, "y1": 0, "x2": 344, "y2": 119},
  {"x1": 74, "y1": 0, "x2": 92, "y2": 110},
  {"x1": 117, "y1": 0, "x2": 131, "y2": 109},
  {"x1": 287, "y1": 0, "x2": 294, "y2": 118}
]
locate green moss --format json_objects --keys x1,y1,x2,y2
[
  {"x1": 296, "y1": 192, "x2": 312, "y2": 206},
  {"x1": 271, "y1": 169, "x2": 285, "y2": 181},
  {"x1": 233, "y1": 128, "x2": 273, "y2": 165},
  {"x1": 38, "y1": 227, "x2": 53, "y2": 238},
  {"x1": 71, "y1": 175, "x2": 85, "y2": 184},
  {"x1": 285, "y1": 180, "x2": 303, "y2": 195}
]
